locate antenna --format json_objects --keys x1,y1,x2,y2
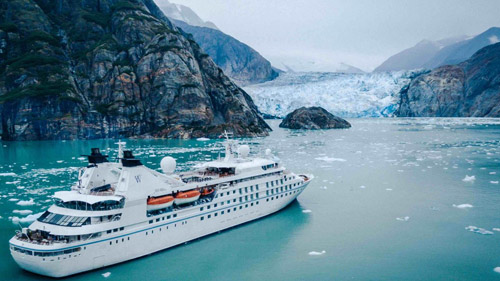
[{"x1": 115, "y1": 140, "x2": 126, "y2": 161}]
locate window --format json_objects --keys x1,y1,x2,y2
[
  {"x1": 214, "y1": 203, "x2": 218, "y2": 207},
  {"x1": 227, "y1": 200, "x2": 230, "y2": 204},
  {"x1": 233, "y1": 207, "x2": 237, "y2": 211},
  {"x1": 251, "y1": 203, "x2": 254, "y2": 206},
  {"x1": 245, "y1": 204, "x2": 248, "y2": 208},
  {"x1": 239, "y1": 206, "x2": 242, "y2": 209},
  {"x1": 173, "y1": 214, "x2": 177, "y2": 218},
  {"x1": 208, "y1": 215, "x2": 211, "y2": 219},
  {"x1": 215, "y1": 212, "x2": 218, "y2": 217},
  {"x1": 221, "y1": 211, "x2": 224, "y2": 214},
  {"x1": 200, "y1": 207, "x2": 204, "y2": 211},
  {"x1": 227, "y1": 192, "x2": 230, "y2": 195},
  {"x1": 167, "y1": 215, "x2": 171, "y2": 219}
]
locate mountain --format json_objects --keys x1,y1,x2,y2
[
  {"x1": 374, "y1": 36, "x2": 467, "y2": 72},
  {"x1": 423, "y1": 27, "x2": 500, "y2": 69},
  {"x1": 396, "y1": 42, "x2": 500, "y2": 117},
  {"x1": 244, "y1": 71, "x2": 423, "y2": 118},
  {"x1": 271, "y1": 58, "x2": 365, "y2": 74},
  {"x1": 157, "y1": 1, "x2": 218, "y2": 30},
  {"x1": 158, "y1": 1, "x2": 278, "y2": 86},
  {"x1": 0, "y1": 0, "x2": 270, "y2": 141},
  {"x1": 172, "y1": 20, "x2": 279, "y2": 86}
]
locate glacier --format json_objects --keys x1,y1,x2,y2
[{"x1": 244, "y1": 71, "x2": 423, "y2": 118}]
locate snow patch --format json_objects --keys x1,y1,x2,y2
[{"x1": 489, "y1": 35, "x2": 500, "y2": 44}]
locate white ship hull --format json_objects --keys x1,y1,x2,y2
[{"x1": 10, "y1": 182, "x2": 309, "y2": 278}]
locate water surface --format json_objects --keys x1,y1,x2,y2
[{"x1": 1, "y1": 118, "x2": 499, "y2": 280}]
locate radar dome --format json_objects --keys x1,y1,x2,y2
[
  {"x1": 265, "y1": 148, "x2": 272, "y2": 156},
  {"x1": 238, "y1": 145, "x2": 250, "y2": 158},
  {"x1": 160, "y1": 157, "x2": 176, "y2": 174}
]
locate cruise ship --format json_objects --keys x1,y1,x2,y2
[{"x1": 9, "y1": 138, "x2": 312, "y2": 277}]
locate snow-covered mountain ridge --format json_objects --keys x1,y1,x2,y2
[{"x1": 244, "y1": 71, "x2": 424, "y2": 118}]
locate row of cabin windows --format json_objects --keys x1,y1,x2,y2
[
  {"x1": 145, "y1": 220, "x2": 188, "y2": 235},
  {"x1": 229, "y1": 171, "x2": 282, "y2": 186},
  {"x1": 12, "y1": 246, "x2": 82, "y2": 257},
  {"x1": 149, "y1": 213, "x2": 177, "y2": 224},
  {"x1": 265, "y1": 189, "x2": 301, "y2": 202},
  {"x1": 106, "y1": 227, "x2": 125, "y2": 234},
  {"x1": 109, "y1": 237, "x2": 130, "y2": 245},
  {"x1": 200, "y1": 201, "x2": 260, "y2": 221},
  {"x1": 262, "y1": 163, "x2": 278, "y2": 170}
]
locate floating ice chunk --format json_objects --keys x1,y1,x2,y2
[
  {"x1": 102, "y1": 272, "x2": 111, "y2": 278},
  {"x1": 315, "y1": 156, "x2": 346, "y2": 162},
  {"x1": 493, "y1": 228, "x2": 500, "y2": 232},
  {"x1": 308, "y1": 250, "x2": 326, "y2": 256},
  {"x1": 495, "y1": 267, "x2": 500, "y2": 274},
  {"x1": 6, "y1": 181, "x2": 20, "y2": 185},
  {"x1": 491, "y1": 181, "x2": 499, "y2": 184},
  {"x1": 11, "y1": 212, "x2": 43, "y2": 224},
  {"x1": 16, "y1": 186, "x2": 25, "y2": 189},
  {"x1": 77, "y1": 157, "x2": 86, "y2": 161},
  {"x1": 385, "y1": 188, "x2": 393, "y2": 191},
  {"x1": 13, "y1": 210, "x2": 33, "y2": 215},
  {"x1": 396, "y1": 216, "x2": 410, "y2": 222},
  {"x1": 17, "y1": 199, "x2": 35, "y2": 206},
  {"x1": 0, "y1": 172, "x2": 16, "y2": 176},
  {"x1": 360, "y1": 185, "x2": 366, "y2": 189},
  {"x1": 8, "y1": 198, "x2": 20, "y2": 202},
  {"x1": 56, "y1": 160, "x2": 64, "y2": 163},
  {"x1": 490, "y1": 172, "x2": 497, "y2": 175},
  {"x1": 462, "y1": 175, "x2": 476, "y2": 182},
  {"x1": 319, "y1": 186, "x2": 328, "y2": 190},
  {"x1": 302, "y1": 209, "x2": 312, "y2": 213},
  {"x1": 453, "y1": 204, "x2": 473, "y2": 209},
  {"x1": 197, "y1": 137, "x2": 210, "y2": 141},
  {"x1": 465, "y1": 226, "x2": 493, "y2": 235}
]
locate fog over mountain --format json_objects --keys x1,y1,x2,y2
[{"x1": 156, "y1": 0, "x2": 500, "y2": 72}]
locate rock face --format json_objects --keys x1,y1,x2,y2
[
  {"x1": 396, "y1": 42, "x2": 500, "y2": 117},
  {"x1": 172, "y1": 20, "x2": 279, "y2": 86},
  {"x1": 279, "y1": 107, "x2": 351, "y2": 130},
  {"x1": 0, "y1": 0, "x2": 270, "y2": 140}
]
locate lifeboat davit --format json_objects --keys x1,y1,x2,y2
[
  {"x1": 147, "y1": 195, "x2": 174, "y2": 211},
  {"x1": 174, "y1": 190, "x2": 200, "y2": 205}
]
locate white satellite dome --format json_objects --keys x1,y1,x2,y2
[
  {"x1": 160, "y1": 156, "x2": 176, "y2": 174},
  {"x1": 265, "y1": 148, "x2": 272, "y2": 156},
  {"x1": 238, "y1": 145, "x2": 250, "y2": 158}
]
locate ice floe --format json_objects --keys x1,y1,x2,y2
[
  {"x1": 385, "y1": 188, "x2": 393, "y2": 191},
  {"x1": 308, "y1": 250, "x2": 326, "y2": 256},
  {"x1": 0, "y1": 172, "x2": 17, "y2": 176},
  {"x1": 465, "y1": 226, "x2": 493, "y2": 235},
  {"x1": 315, "y1": 156, "x2": 346, "y2": 162},
  {"x1": 302, "y1": 209, "x2": 312, "y2": 213},
  {"x1": 11, "y1": 212, "x2": 43, "y2": 224},
  {"x1": 102, "y1": 272, "x2": 111, "y2": 278},
  {"x1": 8, "y1": 198, "x2": 20, "y2": 202},
  {"x1": 396, "y1": 216, "x2": 410, "y2": 222},
  {"x1": 462, "y1": 175, "x2": 476, "y2": 182},
  {"x1": 491, "y1": 181, "x2": 499, "y2": 184},
  {"x1": 494, "y1": 267, "x2": 500, "y2": 274},
  {"x1": 196, "y1": 137, "x2": 210, "y2": 141},
  {"x1": 319, "y1": 186, "x2": 328, "y2": 190},
  {"x1": 452, "y1": 204, "x2": 473, "y2": 209},
  {"x1": 493, "y1": 228, "x2": 500, "y2": 232},
  {"x1": 17, "y1": 199, "x2": 35, "y2": 206},
  {"x1": 13, "y1": 210, "x2": 33, "y2": 215}
]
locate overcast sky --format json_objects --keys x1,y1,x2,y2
[{"x1": 156, "y1": 0, "x2": 500, "y2": 71}]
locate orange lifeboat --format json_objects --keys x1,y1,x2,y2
[
  {"x1": 174, "y1": 190, "x2": 201, "y2": 205},
  {"x1": 147, "y1": 195, "x2": 174, "y2": 211},
  {"x1": 201, "y1": 188, "x2": 215, "y2": 196}
]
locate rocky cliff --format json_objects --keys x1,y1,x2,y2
[
  {"x1": 396, "y1": 42, "x2": 500, "y2": 117},
  {"x1": 172, "y1": 20, "x2": 279, "y2": 86},
  {"x1": 279, "y1": 107, "x2": 351, "y2": 130},
  {"x1": 0, "y1": 0, "x2": 270, "y2": 140}
]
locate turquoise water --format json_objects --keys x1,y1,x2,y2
[{"x1": 1, "y1": 118, "x2": 500, "y2": 280}]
